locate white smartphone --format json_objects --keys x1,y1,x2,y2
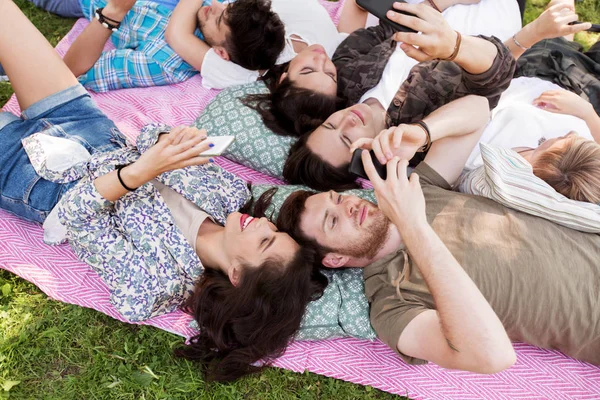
[{"x1": 198, "y1": 135, "x2": 235, "y2": 157}]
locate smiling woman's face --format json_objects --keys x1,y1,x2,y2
[
  {"x1": 223, "y1": 212, "x2": 299, "y2": 270},
  {"x1": 283, "y1": 44, "x2": 338, "y2": 97}
]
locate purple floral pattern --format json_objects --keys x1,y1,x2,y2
[{"x1": 56, "y1": 124, "x2": 250, "y2": 321}]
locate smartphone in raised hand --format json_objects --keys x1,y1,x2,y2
[
  {"x1": 349, "y1": 149, "x2": 388, "y2": 180},
  {"x1": 569, "y1": 21, "x2": 600, "y2": 32},
  {"x1": 356, "y1": 0, "x2": 418, "y2": 33}
]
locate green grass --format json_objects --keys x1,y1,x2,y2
[
  {"x1": 524, "y1": 0, "x2": 599, "y2": 49},
  {"x1": 1, "y1": 1, "x2": 600, "y2": 398},
  {"x1": 1, "y1": 270, "x2": 403, "y2": 400}
]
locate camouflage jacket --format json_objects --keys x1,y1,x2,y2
[{"x1": 332, "y1": 22, "x2": 517, "y2": 128}]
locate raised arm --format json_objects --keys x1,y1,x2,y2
[
  {"x1": 505, "y1": 0, "x2": 590, "y2": 60},
  {"x1": 63, "y1": 0, "x2": 136, "y2": 78},
  {"x1": 533, "y1": 89, "x2": 600, "y2": 143},
  {"x1": 165, "y1": 0, "x2": 212, "y2": 73},
  {"x1": 351, "y1": 95, "x2": 490, "y2": 178},
  {"x1": 58, "y1": 127, "x2": 211, "y2": 321},
  {"x1": 362, "y1": 154, "x2": 515, "y2": 374},
  {"x1": 95, "y1": 127, "x2": 211, "y2": 201},
  {"x1": 336, "y1": 0, "x2": 368, "y2": 34},
  {"x1": 387, "y1": 2, "x2": 498, "y2": 74}
]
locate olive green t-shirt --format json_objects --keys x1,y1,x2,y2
[{"x1": 364, "y1": 162, "x2": 600, "y2": 366}]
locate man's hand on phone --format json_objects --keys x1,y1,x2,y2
[
  {"x1": 350, "y1": 124, "x2": 427, "y2": 165},
  {"x1": 387, "y1": 2, "x2": 458, "y2": 62},
  {"x1": 362, "y1": 152, "x2": 428, "y2": 231}
]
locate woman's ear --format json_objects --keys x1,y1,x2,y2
[
  {"x1": 228, "y1": 265, "x2": 241, "y2": 287},
  {"x1": 213, "y1": 46, "x2": 230, "y2": 61},
  {"x1": 279, "y1": 72, "x2": 288, "y2": 84}
]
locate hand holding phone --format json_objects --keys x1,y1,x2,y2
[
  {"x1": 198, "y1": 135, "x2": 235, "y2": 157},
  {"x1": 387, "y1": 2, "x2": 461, "y2": 62},
  {"x1": 569, "y1": 21, "x2": 600, "y2": 33},
  {"x1": 349, "y1": 149, "x2": 387, "y2": 180},
  {"x1": 356, "y1": 0, "x2": 418, "y2": 33}
]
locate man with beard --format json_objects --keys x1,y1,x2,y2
[
  {"x1": 60, "y1": 0, "x2": 285, "y2": 92},
  {"x1": 275, "y1": 94, "x2": 600, "y2": 374}
]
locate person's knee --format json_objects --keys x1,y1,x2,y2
[{"x1": 29, "y1": 0, "x2": 84, "y2": 18}]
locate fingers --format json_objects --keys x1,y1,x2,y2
[
  {"x1": 371, "y1": 135, "x2": 386, "y2": 164},
  {"x1": 361, "y1": 150, "x2": 384, "y2": 185},
  {"x1": 557, "y1": 12, "x2": 579, "y2": 26},
  {"x1": 349, "y1": 138, "x2": 373, "y2": 153},
  {"x1": 392, "y1": 126, "x2": 405, "y2": 149},
  {"x1": 399, "y1": 43, "x2": 431, "y2": 62},
  {"x1": 391, "y1": 2, "x2": 436, "y2": 22},
  {"x1": 387, "y1": 9, "x2": 430, "y2": 34},
  {"x1": 379, "y1": 128, "x2": 394, "y2": 161},
  {"x1": 168, "y1": 126, "x2": 187, "y2": 145},
  {"x1": 172, "y1": 129, "x2": 210, "y2": 158},
  {"x1": 386, "y1": 158, "x2": 409, "y2": 184},
  {"x1": 394, "y1": 31, "x2": 431, "y2": 49},
  {"x1": 409, "y1": 172, "x2": 420, "y2": 187},
  {"x1": 566, "y1": 21, "x2": 592, "y2": 35}
]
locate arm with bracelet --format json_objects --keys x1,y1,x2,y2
[
  {"x1": 385, "y1": 2, "x2": 498, "y2": 74},
  {"x1": 504, "y1": 0, "x2": 592, "y2": 60},
  {"x1": 350, "y1": 95, "x2": 491, "y2": 168},
  {"x1": 64, "y1": 0, "x2": 135, "y2": 78}
]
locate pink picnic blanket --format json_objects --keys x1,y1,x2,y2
[{"x1": 2, "y1": 2, "x2": 600, "y2": 398}]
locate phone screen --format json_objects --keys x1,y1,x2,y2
[{"x1": 199, "y1": 136, "x2": 235, "y2": 157}]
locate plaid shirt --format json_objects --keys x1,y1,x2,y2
[
  {"x1": 333, "y1": 22, "x2": 517, "y2": 128},
  {"x1": 78, "y1": 0, "x2": 222, "y2": 92}
]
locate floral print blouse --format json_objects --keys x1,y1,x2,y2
[{"x1": 33, "y1": 124, "x2": 250, "y2": 322}]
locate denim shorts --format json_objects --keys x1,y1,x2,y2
[{"x1": 0, "y1": 84, "x2": 126, "y2": 223}]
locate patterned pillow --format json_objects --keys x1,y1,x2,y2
[
  {"x1": 251, "y1": 184, "x2": 378, "y2": 341},
  {"x1": 458, "y1": 143, "x2": 600, "y2": 233},
  {"x1": 194, "y1": 81, "x2": 296, "y2": 179}
]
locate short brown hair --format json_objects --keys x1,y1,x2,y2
[{"x1": 532, "y1": 136, "x2": 600, "y2": 204}]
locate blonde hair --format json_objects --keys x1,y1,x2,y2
[{"x1": 532, "y1": 136, "x2": 600, "y2": 204}]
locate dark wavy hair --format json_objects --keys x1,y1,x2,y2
[
  {"x1": 224, "y1": 0, "x2": 285, "y2": 70},
  {"x1": 175, "y1": 190, "x2": 328, "y2": 382},
  {"x1": 242, "y1": 64, "x2": 344, "y2": 137},
  {"x1": 282, "y1": 132, "x2": 359, "y2": 191}
]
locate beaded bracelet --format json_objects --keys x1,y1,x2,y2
[{"x1": 95, "y1": 7, "x2": 122, "y2": 32}]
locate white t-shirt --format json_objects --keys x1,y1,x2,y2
[
  {"x1": 466, "y1": 77, "x2": 593, "y2": 170},
  {"x1": 367, "y1": 0, "x2": 522, "y2": 42},
  {"x1": 201, "y1": 0, "x2": 348, "y2": 90},
  {"x1": 360, "y1": 0, "x2": 521, "y2": 111}
]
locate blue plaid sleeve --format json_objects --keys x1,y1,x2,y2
[{"x1": 77, "y1": 48, "x2": 173, "y2": 92}]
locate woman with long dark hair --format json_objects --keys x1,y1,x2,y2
[{"x1": 0, "y1": 0, "x2": 325, "y2": 381}]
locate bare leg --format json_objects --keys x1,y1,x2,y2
[{"x1": 0, "y1": 0, "x2": 78, "y2": 111}]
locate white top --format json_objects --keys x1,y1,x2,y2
[
  {"x1": 358, "y1": 45, "x2": 418, "y2": 109},
  {"x1": 367, "y1": 0, "x2": 522, "y2": 42},
  {"x1": 152, "y1": 179, "x2": 214, "y2": 253},
  {"x1": 201, "y1": 0, "x2": 348, "y2": 90},
  {"x1": 466, "y1": 77, "x2": 593, "y2": 170},
  {"x1": 360, "y1": 0, "x2": 521, "y2": 111}
]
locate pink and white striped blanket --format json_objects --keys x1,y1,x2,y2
[{"x1": 2, "y1": 2, "x2": 600, "y2": 398}]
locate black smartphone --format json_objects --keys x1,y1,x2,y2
[
  {"x1": 356, "y1": 0, "x2": 418, "y2": 33},
  {"x1": 569, "y1": 21, "x2": 600, "y2": 33},
  {"x1": 349, "y1": 149, "x2": 387, "y2": 180}
]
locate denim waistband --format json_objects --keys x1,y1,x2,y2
[{"x1": 21, "y1": 84, "x2": 89, "y2": 121}]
